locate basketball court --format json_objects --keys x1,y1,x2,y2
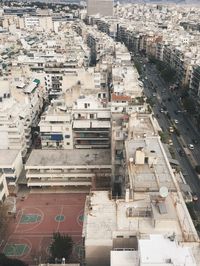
[{"x1": 1, "y1": 193, "x2": 86, "y2": 265}]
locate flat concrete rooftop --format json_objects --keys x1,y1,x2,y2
[
  {"x1": 0, "y1": 149, "x2": 20, "y2": 167},
  {"x1": 126, "y1": 137, "x2": 176, "y2": 191},
  {"x1": 26, "y1": 149, "x2": 111, "y2": 167}
]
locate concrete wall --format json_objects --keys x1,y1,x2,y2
[
  {"x1": 13, "y1": 151, "x2": 23, "y2": 179},
  {"x1": 0, "y1": 174, "x2": 9, "y2": 202},
  {"x1": 86, "y1": 242, "x2": 112, "y2": 266}
]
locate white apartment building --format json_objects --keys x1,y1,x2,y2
[
  {"x1": 83, "y1": 186, "x2": 199, "y2": 266},
  {"x1": 25, "y1": 149, "x2": 111, "y2": 189},
  {"x1": 0, "y1": 78, "x2": 46, "y2": 156},
  {"x1": 0, "y1": 149, "x2": 23, "y2": 185},
  {"x1": 83, "y1": 116, "x2": 199, "y2": 266},
  {"x1": 39, "y1": 95, "x2": 111, "y2": 150},
  {"x1": 24, "y1": 16, "x2": 40, "y2": 28},
  {"x1": 39, "y1": 100, "x2": 73, "y2": 150},
  {"x1": 72, "y1": 95, "x2": 111, "y2": 149},
  {"x1": 110, "y1": 234, "x2": 197, "y2": 266}
]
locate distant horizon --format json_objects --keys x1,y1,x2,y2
[{"x1": 2, "y1": 0, "x2": 200, "y2": 5}]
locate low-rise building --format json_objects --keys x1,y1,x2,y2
[
  {"x1": 0, "y1": 149, "x2": 23, "y2": 186},
  {"x1": 25, "y1": 149, "x2": 111, "y2": 189}
]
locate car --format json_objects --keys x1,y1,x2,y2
[
  {"x1": 168, "y1": 139, "x2": 173, "y2": 146},
  {"x1": 169, "y1": 126, "x2": 174, "y2": 133},
  {"x1": 174, "y1": 119, "x2": 179, "y2": 124},
  {"x1": 160, "y1": 108, "x2": 164, "y2": 113},
  {"x1": 188, "y1": 144, "x2": 194, "y2": 150},
  {"x1": 183, "y1": 191, "x2": 193, "y2": 203},
  {"x1": 152, "y1": 93, "x2": 156, "y2": 97},
  {"x1": 192, "y1": 193, "x2": 198, "y2": 201}
]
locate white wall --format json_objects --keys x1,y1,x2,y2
[{"x1": 0, "y1": 174, "x2": 9, "y2": 202}]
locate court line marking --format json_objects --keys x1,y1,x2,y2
[
  {"x1": 56, "y1": 205, "x2": 64, "y2": 232},
  {"x1": 15, "y1": 207, "x2": 44, "y2": 233}
]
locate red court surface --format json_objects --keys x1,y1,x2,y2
[{"x1": 1, "y1": 193, "x2": 87, "y2": 265}]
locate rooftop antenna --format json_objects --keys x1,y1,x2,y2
[{"x1": 159, "y1": 186, "x2": 169, "y2": 198}]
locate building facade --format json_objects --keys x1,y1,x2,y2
[{"x1": 87, "y1": 0, "x2": 113, "y2": 17}]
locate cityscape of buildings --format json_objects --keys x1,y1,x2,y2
[{"x1": 0, "y1": 0, "x2": 200, "y2": 265}]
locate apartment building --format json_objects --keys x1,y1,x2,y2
[
  {"x1": 0, "y1": 149, "x2": 23, "y2": 186},
  {"x1": 0, "y1": 77, "x2": 46, "y2": 156},
  {"x1": 87, "y1": 0, "x2": 113, "y2": 17},
  {"x1": 110, "y1": 234, "x2": 197, "y2": 266},
  {"x1": 82, "y1": 108, "x2": 199, "y2": 265},
  {"x1": 190, "y1": 65, "x2": 200, "y2": 96},
  {"x1": 73, "y1": 95, "x2": 111, "y2": 149},
  {"x1": 39, "y1": 100, "x2": 73, "y2": 150}
]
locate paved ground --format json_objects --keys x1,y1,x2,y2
[{"x1": 1, "y1": 193, "x2": 86, "y2": 265}]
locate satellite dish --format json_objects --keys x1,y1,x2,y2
[{"x1": 159, "y1": 186, "x2": 169, "y2": 198}]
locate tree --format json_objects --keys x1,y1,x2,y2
[
  {"x1": 182, "y1": 97, "x2": 196, "y2": 114},
  {"x1": 50, "y1": 232, "x2": 73, "y2": 262},
  {"x1": 0, "y1": 203, "x2": 9, "y2": 241},
  {"x1": 195, "y1": 165, "x2": 200, "y2": 174},
  {"x1": 0, "y1": 253, "x2": 28, "y2": 266}
]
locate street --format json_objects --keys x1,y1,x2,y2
[{"x1": 136, "y1": 57, "x2": 200, "y2": 213}]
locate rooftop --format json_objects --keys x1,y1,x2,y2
[
  {"x1": 125, "y1": 137, "x2": 177, "y2": 191},
  {"x1": 26, "y1": 149, "x2": 111, "y2": 168},
  {"x1": 0, "y1": 149, "x2": 21, "y2": 167},
  {"x1": 139, "y1": 234, "x2": 197, "y2": 266}
]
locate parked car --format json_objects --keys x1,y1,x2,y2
[
  {"x1": 188, "y1": 144, "x2": 194, "y2": 150},
  {"x1": 192, "y1": 193, "x2": 198, "y2": 201}
]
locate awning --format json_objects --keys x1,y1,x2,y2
[
  {"x1": 179, "y1": 183, "x2": 192, "y2": 193},
  {"x1": 169, "y1": 158, "x2": 179, "y2": 166},
  {"x1": 73, "y1": 120, "x2": 90, "y2": 128}
]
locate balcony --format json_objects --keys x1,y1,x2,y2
[
  {"x1": 26, "y1": 171, "x2": 95, "y2": 178},
  {"x1": 27, "y1": 177, "x2": 92, "y2": 187}
]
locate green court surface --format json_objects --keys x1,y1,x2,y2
[
  {"x1": 20, "y1": 214, "x2": 41, "y2": 224},
  {"x1": 78, "y1": 214, "x2": 84, "y2": 223},
  {"x1": 55, "y1": 215, "x2": 65, "y2": 222},
  {"x1": 4, "y1": 244, "x2": 29, "y2": 257}
]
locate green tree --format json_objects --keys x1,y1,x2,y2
[
  {"x1": 0, "y1": 253, "x2": 28, "y2": 266},
  {"x1": 182, "y1": 97, "x2": 196, "y2": 114},
  {"x1": 50, "y1": 232, "x2": 73, "y2": 262}
]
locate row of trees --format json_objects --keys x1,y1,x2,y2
[{"x1": 149, "y1": 57, "x2": 177, "y2": 83}]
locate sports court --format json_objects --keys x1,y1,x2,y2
[{"x1": 1, "y1": 193, "x2": 86, "y2": 265}]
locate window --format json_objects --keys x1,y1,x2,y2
[
  {"x1": 0, "y1": 182, "x2": 3, "y2": 191},
  {"x1": 67, "y1": 142, "x2": 70, "y2": 145},
  {"x1": 90, "y1": 114, "x2": 94, "y2": 119},
  {"x1": 84, "y1": 103, "x2": 90, "y2": 108},
  {"x1": 116, "y1": 236, "x2": 123, "y2": 238},
  {"x1": 65, "y1": 135, "x2": 70, "y2": 138}
]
